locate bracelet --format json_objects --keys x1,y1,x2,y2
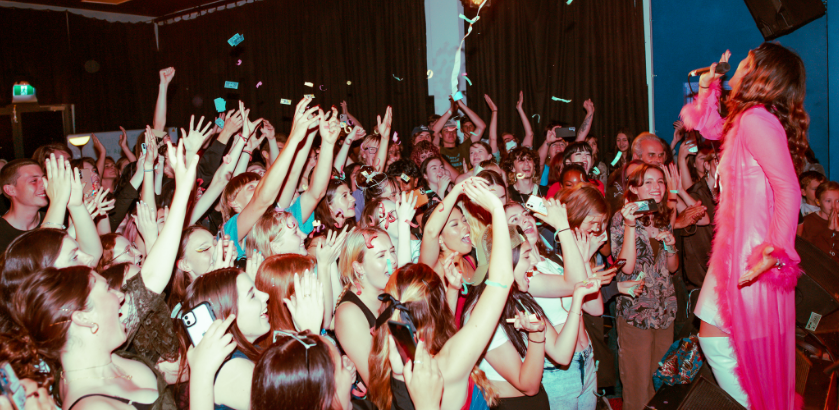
[
  {"x1": 144, "y1": 169, "x2": 154, "y2": 172},
  {"x1": 669, "y1": 190, "x2": 679, "y2": 194},
  {"x1": 485, "y1": 280, "x2": 508, "y2": 289},
  {"x1": 42, "y1": 222, "x2": 66, "y2": 230},
  {"x1": 553, "y1": 227, "x2": 571, "y2": 242},
  {"x1": 243, "y1": 151, "x2": 253, "y2": 156},
  {"x1": 527, "y1": 337, "x2": 546, "y2": 344},
  {"x1": 570, "y1": 309, "x2": 583, "y2": 317},
  {"x1": 624, "y1": 222, "x2": 636, "y2": 228},
  {"x1": 699, "y1": 85, "x2": 709, "y2": 89}
]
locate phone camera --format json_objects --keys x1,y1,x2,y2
[{"x1": 183, "y1": 313, "x2": 195, "y2": 327}]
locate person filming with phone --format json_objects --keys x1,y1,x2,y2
[{"x1": 609, "y1": 163, "x2": 678, "y2": 410}]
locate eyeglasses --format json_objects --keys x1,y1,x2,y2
[
  {"x1": 105, "y1": 247, "x2": 135, "y2": 265},
  {"x1": 274, "y1": 330, "x2": 316, "y2": 372},
  {"x1": 362, "y1": 146, "x2": 379, "y2": 155}
]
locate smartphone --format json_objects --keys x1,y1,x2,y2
[
  {"x1": 525, "y1": 196, "x2": 548, "y2": 215},
  {"x1": 80, "y1": 168, "x2": 96, "y2": 198},
  {"x1": 181, "y1": 302, "x2": 217, "y2": 346},
  {"x1": 388, "y1": 320, "x2": 417, "y2": 364},
  {"x1": 0, "y1": 363, "x2": 26, "y2": 410},
  {"x1": 632, "y1": 198, "x2": 659, "y2": 214},
  {"x1": 553, "y1": 126, "x2": 576, "y2": 138},
  {"x1": 411, "y1": 189, "x2": 429, "y2": 209},
  {"x1": 614, "y1": 259, "x2": 627, "y2": 269},
  {"x1": 339, "y1": 114, "x2": 348, "y2": 123}
]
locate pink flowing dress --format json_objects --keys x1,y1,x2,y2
[{"x1": 680, "y1": 80, "x2": 802, "y2": 410}]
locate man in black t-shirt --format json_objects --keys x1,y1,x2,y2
[{"x1": 0, "y1": 159, "x2": 49, "y2": 252}]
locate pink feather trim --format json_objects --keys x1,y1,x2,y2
[
  {"x1": 747, "y1": 243, "x2": 802, "y2": 291},
  {"x1": 680, "y1": 80, "x2": 724, "y2": 140}
]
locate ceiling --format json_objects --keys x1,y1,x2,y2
[{"x1": 6, "y1": 0, "x2": 225, "y2": 17}]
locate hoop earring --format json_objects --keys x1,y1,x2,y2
[{"x1": 91, "y1": 323, "x2": 99, "y2": 334}]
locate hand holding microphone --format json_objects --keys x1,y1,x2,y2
[{"x1": 693, "y1": 50, "x2": 732, "y2": 89}]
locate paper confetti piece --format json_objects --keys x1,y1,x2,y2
[
  {"x1": 427, "y1": 70, "x2": 433, "y2": 79},
  {"x1": 304, "y1": 94, "x2": 315, "y2": 99},
  {"x1": 551, "y1": 96, "x2": 572, "y2": 103},
  {"x1": 319, "y1": 85, "x2": 327, "y2": 91},
  {"x1": 224, "y1": 81, "x2": 239, "y2": 89},
  {"x1": 393, "y1": 74, "x2": 403, "y2": 81},
  {"x1": 401, "y1": 173, "x2": 411, "y2": 183},
  {"x1": 610, "y1": 151, "x2": 622, "y2": 166},
  {"x1": 214, "y1": 98, "x2": 226, "y2": 113},
  {"x1": 280, "y1": 98, "x2": 291, "y2": 105},
  {"x1": 463, "y1": 76, "x2": 472, "y2": 86},
  {"x1": 567, "y1": 0, "x2": 573, "y2": 4},
  {"x1": 386, "y1": 259, "x2": 393, "y2": 276},
  {"x1": 363, "y1": 232, "x2": 378, "y2": 249},
  {"x1": 215, "y1": 118, "x2": 225, "y2": 129},
  {"x1": 532, "y1": 114, "x2": 541, "y2": 123},
  {"x1": 458, "y1": 13, "x2": 478, "y2": 24},
  {"x1": 347, "y1": 81, "x2": 352, "y2": 85},
  {"x1": 516, "y1": 172, "x2": 526, "y2": 180},
  {"x1": 453, "y1": 91, "x2": 464, "y2": 101},
  {"x1": 227, "y1": 33, "x2": 244, "y2": 47},
  {"x1": 256, "y1": 81, "x2": 263, "y2": 88},
  {"x1": 451, "y1": 0, "x2": 488, "y2": 96},
  {"x1": 237, "y1": 59, "x2": 242, "y2": 66},
  {"x1": 304, "y1": 82, "x2": 314, "y2": 87}
]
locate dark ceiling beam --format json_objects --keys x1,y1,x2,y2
[{"x1": 153, "y1": 0, "x2": 249, "y2": 24}]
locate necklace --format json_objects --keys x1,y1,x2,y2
[{"x1": 61, "y1": 363, "x2": 133, "y2": 382}]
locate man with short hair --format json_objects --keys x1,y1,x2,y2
[
  {"x1": 632, "y1": 132, "x2": 667, "y2": 165},
  {"x1": 0, "y1": 159, "x2": 48, "y2": 251}
]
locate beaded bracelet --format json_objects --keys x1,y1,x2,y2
[{"x1": 42, "y1": 222, "x2": 66, "y2": 230}]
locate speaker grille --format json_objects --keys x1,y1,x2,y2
[{"x1": 680, "y1": 377, "x2": 746, "y2": 410}]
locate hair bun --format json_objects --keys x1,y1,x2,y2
[
  {"x1": 355, "y1": 166, "x2": 385, "y2": 190},
  {"x1": 0, "y1": 332, "x2": 54, "y2": 388}
]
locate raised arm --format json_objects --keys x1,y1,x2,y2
[
  {"x1": 530, "y1": 199, "x2": 587, "y2": 296},
  {"x1": 432, "y1": 99, "x2": 455, "y2": 147},
  {"x1": 538, "y1": 128, "x2": 558, "y2": 170},
  {"x1": 141, "y1": 139, "x2": 199, "y2": 294},
  {"x1": 457, "y1": 100, "x2": 486, "y2": 142},
  {"x1": 297, "y1": 107, "x2": 341, "y2": 219},
  {"x1": 153, "y1": 67, "x2": 175, "y2": 131},
  {"x1": 544, "y1": 281, "x2": 601, "y2": 365},
  {"x1": 419, "y1": 178, "x2": 479, "y2": 265},
  {"x1": 485, "y1": 95, "x2": 499, "y2": 156},
  {"x1": 41, "y1": 154, "x2": 72, "y2": 229},
  {"x1": 612, "y1": 205, "x2": 639, "y2": 275},
  {"x1": 91, "y1": 134, "x2": 107, "y2": 176},
  {"x1": 141, "y1": 128, "x2": 159, "y2": 217},
  {"x1": 189, "y1": 138, "x2": 246, "y2": 225},
  {"x1": 340, "y1": 100, "x2": 363, "y2": 130},
  {"x1": 68, "y1": 167, "x2": 104, "y2": 263},
  {"x1": 334, "y1": 126, "x2": 365, "y2": 171},
  {"x1": 575, "y1": 99, "x2": 595, "y2": 142},
  {"x1": 118, "y1": 127, "x2": 137, "y2": 162},
  {"x1": 236, "y1": 99, "x2": 316, "y2": 241},
  {"x1": 277, "y1": 125, "x2": 316, "y2": 208},
  {"x1": 261, "y1": 121, "x2": 280, "y2": 165},
  {"x1": 374, "y1": 106, "x2": 393, "y2": 173},
  {"x1": 516, "y1": 91, "x2": 534, "y2": 148},
  {"x1": 680, "y1": 51, "x2": 730, "y2": 141},
  {"x1": 395, "y1": 191, "x2": 418, "y2": 267},
  {"x1": 439, "y1": 183, "x2": 512, "y2": 380}
]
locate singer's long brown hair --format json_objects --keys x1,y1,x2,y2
[{"x1": 723, "y1": 42, "x2": 809, "y2": 173}]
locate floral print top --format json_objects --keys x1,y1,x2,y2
[{"x1": 610, "y1": 211, "x2": 677, "y2": 330}]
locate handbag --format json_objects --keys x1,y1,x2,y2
[{"x1": 653, "y1": 334, "x2": 705, "y2": 391}]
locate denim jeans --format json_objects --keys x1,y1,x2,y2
[{"x1": 542, "y1": 344, "x2": 597, "y2": 410}]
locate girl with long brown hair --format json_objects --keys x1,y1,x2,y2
[
  {"x1": 369, "y1": 181, "x2": 514, "y2": 410},
  {"x1": 681, "y1": 44, "x2": 808, "y2": 409}
]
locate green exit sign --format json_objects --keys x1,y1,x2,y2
[{"x1": 13, "y1": 85, "x2": 35, "y2": 96}]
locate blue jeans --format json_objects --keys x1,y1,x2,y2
[{"x1": 542, "y1": 344, "x2": 597, "y2": 410}]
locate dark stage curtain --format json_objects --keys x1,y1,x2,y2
[
  {"x1": 157, "y1": 0, "x2": 429, "y2": 138},
  {"x1": 464, "y1": 0, "x2": 648, "y2": 155}
]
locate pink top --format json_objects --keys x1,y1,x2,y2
[{"x1": 681, "y1": 80, "x2": 802, "y2": 410}]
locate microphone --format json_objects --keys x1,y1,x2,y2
[{"x1": 689, "y1": 62, "x2": 731, "y2": 77}]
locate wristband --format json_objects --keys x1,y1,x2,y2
[
  {"x1": 553, "y1": 227, "x2": 571, "y2": 242},
  {"x1": 624, "y1": 222, "x2": 636, "y2": 228},
  {"x1": 42, "y1": 222, "x2": 66, "y2": 230},
  {"x1": 485, "y1": 281, "x2": 508, "y2": 289},
  {"x1": 144, "y1": 169, "x2": 154, "y2": 172},
  {"x1": 699, "y1": 85, "x2": 709, "y2": 89},
  {"x1": 243, "y1": 151, "x2": 253, "y2": 156},
  {"x1": 528, "y1": 337, "x2": 546, "y2": 344},
  {"x1": 669, "y1": 190, "x2": 679, "y2": 194}
]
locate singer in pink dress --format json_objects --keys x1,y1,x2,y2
[{"x1": 680, "y1": 43, "x2": 808, "y2": 410}]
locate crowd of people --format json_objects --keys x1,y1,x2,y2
[{"x1": 0, "y1": 41, "x2": 830, "y2": 410}]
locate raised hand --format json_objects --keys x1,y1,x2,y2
[
  {"x1": 221, "y1": 109, "x2": 243, "y2": 136},
  {"x1": 91, "y1": 134, "x2": 105, "y2": 155},
  {"x1": 314, "y1": 226, "x2": 348, "y2": 266},
  {"x1": 618, "y1": 280, "x2": 644, "y2": 297},
  {"x1": 512, "y1": 309, "x2": 546, "y2": 335},
  {"x1": 318, "y1": 106, "x2": 341, "y2": 145},
  {"x1": 829, "y1": 209, "x2": 838, "y2": 232},
  {"x1": 620, "y1": 202, "x2": 639, "y2": 226},
  {"x1": 673, "y1": 120, "x2": 685, "y2": 143},
  {"x1": 159, "y1": 67, "x2": 175, "y2": 85},
  {"x1": 245, "y1": 132, "x2": 266, "y2": 153},
  {"x1": 462, "y1": 178, "x2": 502, "y2": 213},
  {"x1": 211, "y1": 235, "x2": 236, "y2": 271},
  {"x1": 186, "y1": 315, "x2": 237, "y2": 373},
  {"x1": 590, "y1": 265, "x2": 617, "y2": 285},
  {"x1": 43, "y1": 153, "x2": 72, "y2": 208},
  {"x1": 69, "y1": 167, "x2": 85, "y2": 208},
  {"x1": 397, "y1": 191, "x2": 418, "y2": 223},
  {"x1": 85, "y1": 188, "x2": 115, "y2": 218},
  {"x1": 583, "y1": 99, "x2": 595, "y2": 115},
  {"x1": 290, "y1": 98, "x2": 320, "y2": 141},
  {"x1": 484, "y1": 94, "x2": 498, "y2": 112},
  {"x1": 376, "y1": 106, "x2": 393, "y2": 140},
  {"x1": 516, "y1": 91, "x2": 524, "y2": 111},
  {"x1": 573, "y1": 228, "x2": 595, "y2": 261},
  {"x1": 442, "y1": 252, "x2": 462, "y2": 291},
  {"x1": 438, "y1": 174, "x2": 452, "y2": 196},
  {"x1": 211, "y1": 111, "x2": 226, "y2": 135},
  {"x1": 340, "y1": 100, "x2": 348, "y2": 114},
  {"x1": 533, "y1": 198, "x2": 571, "y2": 230},
  {"x1": 238, "y1": 101, "x2": 264, "y2": 139},
  {"x1": 348, "y1": 126, "x2": 366, "y2": 143},
  {"x1": 144, "y1": 126, "x2": 159, "y2": 169},
  {"x1": 261, "y1": 120, "x2": 276, "y2": 140},
  {"x1": 119, "y1": 126, "x2": 129, "y2": 147},
  {"x1": 165, "y1": 139, "x2": 199, "y2": 189},
  {"x1": 573, "y1": 278, "x2": 602, "y2": 297},
  {"x1": 699, "y1": 50, "x2": 731, "y2": 88},
  {"x1": 284, "y1": 270, "x2": 324, "y2": 334},
  {"x1": 403, "y1": 340, "x2": 444, "y2": 410},
  {"x1": 132, "y1": 201, "x2": 159, "y2": 244},
  {"x1": 246, "y1": 249, "x2": 264, "y2": 280},
  {"x1": 180, "y1": 115, "x2": 214, "y2": 154},
  {"x1": 663, "y1": 163, "x2": 682, "y2": 193},
  {"x1": 654, "y1": 230, "x2": 676, "y2": 248}
]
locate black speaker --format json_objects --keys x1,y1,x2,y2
[
  {"x1": 646, "y1": 375, "x2": 746, "y2": 410},
  {"x1": 742, "y1": 0, "x2": 825, "y2": 41},
  {"x1": 795, "y1": 236, "x2": 839, "y2": 331}
]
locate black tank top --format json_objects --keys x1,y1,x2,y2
[
  {"x1": 68, "y1": 394, "x2": 153, "y2": 410},
  {"x1": 338, "y1": 291, "x2": 376, "y2": 329}
]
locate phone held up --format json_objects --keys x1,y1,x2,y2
[
  {"x1": 181, "y1": 302, "x2": 216, "y2": 346},
  {"x1": 0, "y1": 363, "x2": 26, "y2": 410},
  {"x1": 388, "y1": 320, "x2": 418, "y2": 364},
  {"x1": 632, "y1": 198, "x2": 659, "y2": 215}
]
